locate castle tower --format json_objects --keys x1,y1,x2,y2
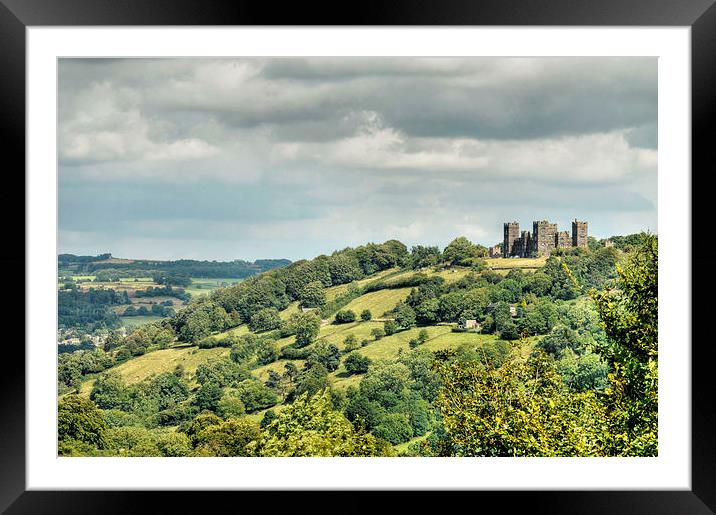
[
  {"x1": 556, "y1": 230, "x2": 571, "y2": 248},
  {"x1": 503, "y1": 222, "x2": 520, "y2": 257},
  {"x1": 531, "y1": 220, "x2": 558, "y2": 256},
  {"x1": 572, "y1": 219, "x2": 588, "y2": 248}
]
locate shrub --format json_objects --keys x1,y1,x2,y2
[
  {"x1": 344, "y1": 353, "x2": 371, "y2": 375},
  {"x1": 335, "y1": 310, "x2": 357, "y2": 324},
  {"x1": 384, "y1": 320, "x2": 399, "y2": 336}
]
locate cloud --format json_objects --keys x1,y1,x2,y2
[{"x1": 58, "y1": 57, "x2": 658, "y2": 260}]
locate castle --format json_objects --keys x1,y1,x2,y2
[{"x1": 491, "y1": 219, "x2": 588, "y2": 258}]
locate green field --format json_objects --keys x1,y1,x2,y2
[
  {"x1": 120, "y1": 315, "x2": 165, "y2": 329},
  {"x1": 185, "y1": 277, "x2": 245, "y2": 297},
  {"x1": 324, "y1": 268, "x2": 399, "y2": 301},
  {"x1": 485, "y1": 257, "x2": 547, "y2": 269},
  {"x1": 334, "y1": 287, "x2": 412, "y2": 320},
  {"x1": 79, "y1": 345, "x2": 230, "y2": 396}
]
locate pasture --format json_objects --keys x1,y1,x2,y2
[
  {"x1": 334, "y1": 287, "x2": 412, "y2": 320},
  {"x1": 79, "y1": 345, "x2": 230, "y2": 396},
  {"x1": 120, "y1": 315, "x2": 164, "y2": 329},
  {"x1": 485, "y1": 257, "x2": 547, "y2": 270},
  {"x1": 185, "y1": 277, "x2": 244, "y2": 297}
]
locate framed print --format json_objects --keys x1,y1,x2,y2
[{"x1": 3, "y1": 0, "x2": 715, "y2": 512}]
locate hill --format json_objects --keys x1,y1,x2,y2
[{"x1": 60, "y1": 234, "x2": 648, "y2": 457}]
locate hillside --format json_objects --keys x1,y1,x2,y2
[
  {"x1": 73, "y1": 259, "x2": 543, "y2": 410},
  {"x1": 59, "y1": 235, "x2": 651, "y2": 458}
]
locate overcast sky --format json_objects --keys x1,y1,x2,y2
[{"x1": 58, "y1": 57, "x2": 657, "y2": 261}]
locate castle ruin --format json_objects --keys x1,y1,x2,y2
[{"x1": 497, "y1": 219, "x2": 588, "y2": 257}]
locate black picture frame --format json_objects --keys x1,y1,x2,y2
[{"x1": 2, "y1": 0, "x2": 713, "y2": 512}]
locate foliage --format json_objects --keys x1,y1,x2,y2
[
  {"x1": 590, "y1": 234, "x2": 658, "y2": 456},
  {"x1": 334, "y1": 309, "x2": 357, "y2": 324},
  {"x1": 249, "y1": 307, "x2": 282, "y2": 332},
  {"x1": 443, "y1": 237, "x2": 486, "y2": 266},
  {"x1": 234, "y1": 379, "x2": 279, "y2": 412},
  {"x1": 344, "y1": 353, "x2": 372, "y2": 375},
  {"x1": 299, "y1": 280, "x2": 327, "y2": 308},
  {"x1": 250, "y1": 390, "x2": 389, "y2": 457},
  {"x1": 58, "y1": 395, "x2": 108, "y2": 452},
  {"x1": 384, "y1": 320, "x2": 399, "y2": 336},
  {"x1": 395, "y1": 304, "x2": 417, "y2": 329},
  {"x1": 434, "y1": 351, "x2": 606, "y2": 456},
  {"x1": 194, "y1": 418, "x2": 261, "y2": 456}
]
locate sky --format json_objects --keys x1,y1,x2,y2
[{"x1": 58, "y1": 57, "x2": 657, "y2": 261}]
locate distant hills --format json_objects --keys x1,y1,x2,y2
[{"x1": 58, "y1": 253, "x2": 291, "y2": 279}]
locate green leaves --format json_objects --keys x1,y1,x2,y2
[{"x1": 590, "y1": 234, "x2": 658, "y2": 456}]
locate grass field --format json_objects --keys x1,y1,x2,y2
[
  {"x1": 185, "y1": 277, "x2": 245, "y2": 297},
  {"x1": 72, "y1": 280, "x2": 157, "y2": 291},
  {"x1": 485, "y1": 257, "x2": 547, "y2": 269},
  {"x1": 334, "y1": 287, "x2": 412, "y2": 320},
  {"x1": 78, "y1": 345, "x2": 230, "y2": 396},
  {"x1": 430, "y1": 267, "x2": 474, "y2": 283},
  {"x1": 324, "y1": 268, "x2": 400, "y2": 301},
  {"x1": 120, "y1": 315, "x2": 164, "y2": 329}
]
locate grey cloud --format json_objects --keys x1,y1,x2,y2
[{"x1": 58, "y1": 57, "x2": 658, "y2": 260}]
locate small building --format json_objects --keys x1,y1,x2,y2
[
  {"x1": 459, "y1": 319, "x2": 480, "y2": 330},
  {"x1": 301, "y1": 307, "x2": 317, "y2": 314},
  {"x1": 604, "y1": 239, "x2": 615, "y2": 248},
  {"x1": 489, "y1": 245, "x2": 502, "y2": 258}
]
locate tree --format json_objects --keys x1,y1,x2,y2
[
  {"x1": 179, "y1": 309, "x2": 212, "y2": 342},
  {"x1": 249, "y1": 307, "x2": 282, "y2": 333},
  {"x1": 308, "y1": 342, "x2": 342, "y2": 372},
  {"x1": 256, "y1": 340, "x2": 279, "y2": 365},
  {"x1": 443, "y1": 237, "x2": 479, "y2": 266},
  {"x1": 195, "y1": 418, "x2": 261, "y2": 457},
  {"x1": 146, "y1": 372, "x2": 190, "y2": 411},
  {"x1": 196, "y1": 359, "x2": 248, "y2": 387},
  {"x1": 415, "y1": 298, "x2": 440, "y2": 325},
  {"x1": 370, "y1": 327, "x2": 385, "y2": 340},
  {"x1": 343, "y1": 333, "x2": 359, "y2": 352},
  {"x1": 290, "y1": 364, "x2": 331, "y2": 400},
  {"x1": 58, "y1": 395, "x2": 108, "y2": 452},
  {"x1": 590, "y1": 234, "x2": 658, "y2": 456},
  {"x1": 372, "y1": 412, "x2": 413, "y2": 445},
  {"x1": 235, "y1": 379, "x2": 279, "y2": 412},
  {"x1": 493, "y1": 302, "x2": 519, "y2": 340},
  {"x1": 360, "y1": 309, "x2": 372, "y2": 321},
  {"x1": 90, "y1": 372, "x2": 133, "y2": 411},
  {"x1": 521, "y1": 299, "x2": 558, "y2": 336},
  {"x1": 434, "y1": 352, "x2": 605, "y2": 456},
  {"x1": 194, "y1": 383, "x2": 223, "y2": 413},
  {"x1": 249, "y1": 390, "x2": 389, "y2": 457},
  {"x1": 334, "y1": 310, "x2": 357, "y2": 324},
  {"x1": 293, "y1": 312, "x2": 321, "y2": 348},
  {"x1": 395, "y1": 305, "x2": 416, "y2": 329},
  {"x1": 260, "y1": 409, "x2": 277, "y2": 429},
  {"x1": 299, "y1": 280, "x2": 327, "y2": 308},
  {"x1": 410, "y1": 245, "x2": 442, "y2": 269},
  {"x1": 417, "y1": 329, "x2": 429, "y2": 344},
  {"x1": 557, "y1": 350, "x2": 609, "y2": 392},
  {"x1": 383, "y1": 320, "x2": 399, "y2": 336},
  {"x1": 344, "y1": 353, "x2": 371, "y2": 375}
]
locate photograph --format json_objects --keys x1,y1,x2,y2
[{"x1": 56, "y1": 56, "x2": 658, "y2": 458}]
